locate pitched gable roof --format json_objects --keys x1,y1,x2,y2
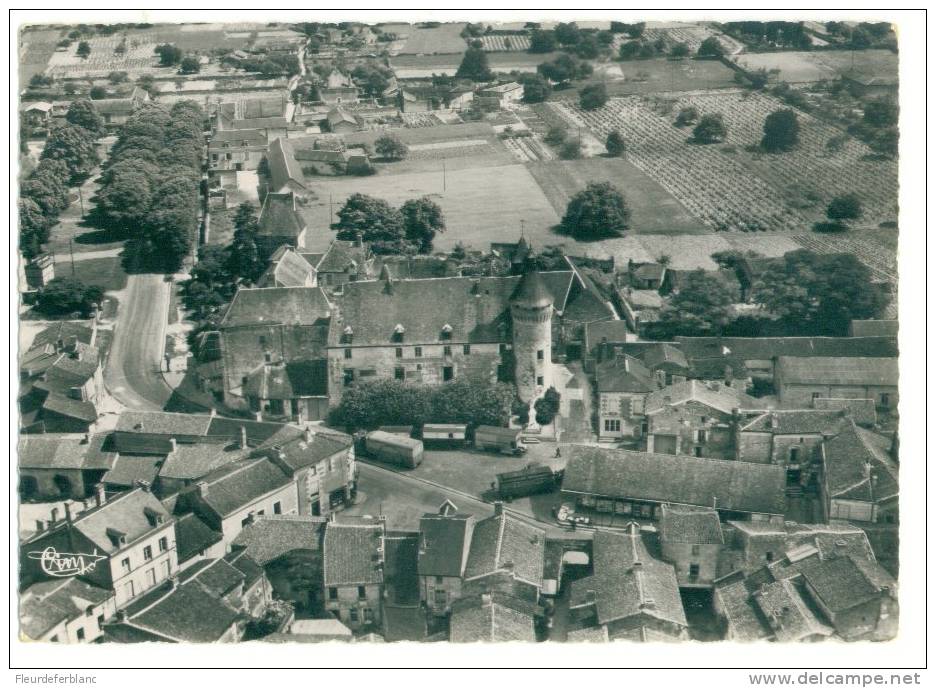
[
  {"x1": 231, "y1": 515, "x2": 326, "y2": 565},
  {"x1": 595, "y1": 354, "x2": 656, "y2": 394},
  {"x1": 323, "y1": 521, "x2": 384, "y2": 586},
  {"x1": 193, "y1": 458, "x2": 292, "y2": 517},
  {"x1": 257, "y1": 191, "x2": 307, "y2": 239},
  {"x1": 449, "y1": 593, "x2": 536, "y2": 642},
  {"x1": 20, "y1": 578, "x2": 113, "y2": 640},
  {"x1": 659, "y1": 504, "x2": 723, "y2": 545},
  {"x1": 417, "y1": 507, "x2": 473, "y2": 578},
  {"x1": 220, "y1": 286, "x2": 331, "y2": 328},
  {"x1": 267, "y1": 138, "x2": 307, "y2": 192},
  {"x1": 464, "y1": 510, "x2": 545, "y2": 587},
  {"x1": 645, "y1": 379, "x2": 759, "y2": 415},
  {"x1": 777, "y1": 356, "x2": 899, "y2": 387},
  {"x1": 822, "y1": 421, "x2": 898, "y2": 503}
]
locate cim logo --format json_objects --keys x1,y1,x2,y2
[{"x1": 27, "y1": 547, "x2": 107, "y2": 578}]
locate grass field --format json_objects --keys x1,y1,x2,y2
[
  {"x1": 300, "y1": 161, "x2": 560, "y2": 253},
  {"x1": 391, "y1": 51, "x2": 561, "y2": 78},
  {"x1": 18, "y1": 28, "x2": 61, "y2": 85},
  {"x1": 527, "y1": 158, "x2": 709, "y2": 235},
  {"x1": 555, "y1": 57, "x2": 738, "y2": 100},
  {"x1": 396, "y1": 22, "x2": 467, "y2": 55},
  {"x1": 733, "y1": 49, "x2": 898, "y2": 84},
  {"x1": 63, "y1": 257, "x2": 128, "y2": 292}
]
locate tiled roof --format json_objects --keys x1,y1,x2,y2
[
  {"x1": 563, "y1": 445, "x2": 787, "y2": 516},
  {"x1": 250, "y1": 428, "x2": 351, "y2": 472},
  {"x1": 18, "y1": 434, "x2": 116, "y2": 471},
  {"x1": 314, "y1": 240, "x2": 370, "y2": 274},
  {"x1": 259, "y1": 247, "x2": 316, "y2": 287},
  {"x1": 675, "y1": 336, "x2": 899, "y2": 362},
  {"x1": 751, "y1": 578, "x2": 833, "y2": 642},
  {"x1": 223, "y1": 549, "x2": 265, "y2": 588},
  {"x1": 659, "y1": 505, "x2": 723, "y2": 545},
  {"x1": 741, "y1": 410, "x2": 852, "y2": 435},
  {"x1": 194, "y1": 458, "x2": 292, "y2": 517},
  {"x1": 40, "y1": 393, "x2": 98, "y2": 423},
  {"x1": 645, "y1": 379, "x2": 760, "y2": 416},
  {"x1": 449, "y1": 593, "x2": 536, "y2": 643},
  {"x1": 323, "y1": 521, "x2": 384, "y2": 586},
  {"x1": 117, "y1": 411, "x2": 213, "y2": 436},
  {"x1": 583, "y1": 320, "x2": 631, "y2": 352},
  {"x1": 31, "y1": 320, "x2": 94, "y2": 348},
  {"x1": 20, "y1": 578, "x2": 112, "y2": 640},
  {"x1": 595, "y1": 354, "x2": 656, "y2": 394},
  {"x1": 257, "y1": 191, "x2": 307, "y2": 239},
  {"x1": 158, "y1": 441, "x2": 245, "y2": 481},
  {"x1": 464, "y1": 511, "x2": 545, "y2": 587},
  {"x1": 569, "y1": 526, "x2": 687, "y2": 629},
  {"x1": 219, "y1": 286, "x2": 331, "y2": 328},
  {"x1": 231, "y1": 515, "x2": 326, "y2": 565},
  {"x1": 776, "y1": 356, "x2": 898, "y2": 387},
  {"x1": 104, "y1": 454, "x2": 164, "y2": 488},
  {"x1": 121, "y1": 579, "x2": 239, "y2": 643},
  {"x1": 822, "y1": 422, "x2": 898, "y2": 503},
  {"x1": 417, "y1": 511, "x2": 473, "y2": 578},
  {"x1": 812, "y1": 398, "x2": 877, "y2": 427},
  {"x1": 713, "y1": 572, "x2": 772, "y2": 641},
  {"x1": 178, "y1": 558, "x2": 245, "y2": 598},
  {"x1": 206, "y1": 416, "x2": 305, "y2": 447},
  {"x1": 208, "y1": 129, "x2": 267, "y2": 149},
  {"x1": 267, "y1": 138, "x2": 307, "y2": 192},
  {"x1": 174, "y1": 512, "x2": 223, "y2": 564},
  {"x1": 792, "y1": 553, "x2": 894, "y2": 614},
  {"x1": 328, "y1": 272, "x2": 574, "y2": 347},
  {"x1": 639, "y1": 343, "x2": 689, "y2": 371}
]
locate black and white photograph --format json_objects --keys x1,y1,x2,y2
[{"x1": 8, "y1": 7, "x2": 927, "y2": 678}]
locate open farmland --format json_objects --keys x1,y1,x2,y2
[
  {"x1": 733, "y1": 49, "x2": 898, "y2": 84},
  {"x1": 552, "y1": 90, "x2": 898, "y2": 232},
  {"x1": 640, "y1": 23, "x2": 745, "y2": 54},
  {"x1": 299, "y1": 162, "x2": 560, "y2": 253},
  {"x1": 391, "y1": 51, "x2": 561, "y2": 79},
  {"x1": 526, "y1": 158, "x2": 708, "y2": 235},
  {"x1": 18, "y1": 28, "x2": 61, "y2": 84},
  {"x1": 396, "y1": 23, "x2": 467, "y2": 55},
  {"x1": 478, "y1": 35, "x2": 531, "y2": 52},
  {"x1": 554, "y1": 58, "x2": 737, "y2": 99}
]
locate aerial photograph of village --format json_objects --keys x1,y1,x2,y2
[{"x1": 15, "y1": 15, "x2": 903, "y2": 649}]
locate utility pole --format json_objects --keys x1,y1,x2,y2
[
  {"x1": 442, "y1": 156, "x2": 446, "y2": 192},
  {"x1": 329, "y1": 193, "x2": 334, "y2": 224},
  {"x1": 77, "y1": 185, "x2": 85, "y2": 218},
  {"x1": 69, "y1": 238, "x2": 76, "y2": 277}
]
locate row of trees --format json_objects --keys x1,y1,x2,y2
[
  {"x1": 330, "y1": 378, "x2": 518, "y2": 432},
  {"x1": 20, "y1": 100, "x2": 104, "y2": 258},
  {"x1": 93, "y1": 100, "x2": 205, "y2": 272},
  {"x1": 643, "y1": 249, "x2": 890, "y2": 339},
  {"x1": 333, "y1": 194, "x2": 445, "y2": 254}
]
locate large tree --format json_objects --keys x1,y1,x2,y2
[
  {"x1": 554, "y1": 22, "x2": 581, "y2": 46},
  {"x1": 864, "y1": 97, "x2": 898, "y2": 128},
  {"x1": 226, "y1": 202, "x2": 264, "y2": 283},
  {"x1": 605, "y1": 130, "x2": 626, "y2": 157},
  {"x1": 518, "y1": 73, "x2": 550, "y2": 103},
  {"x1": 41, "y1": 123, "x2": 99, "y2": 182},
  {"x1": 528, "y1": 29, "x2": 557, "y2": 53},
  {"x1": 35, "y1": 278, "x2": 103, "y2": 317},
  {"x1": 697, "y1": 36, "x2": 725, "y2": 58},
  {"x1": 761, "y1": 109, "x2": 800, "y2": 152},
  {"x1": 335, "y1": 193, "x2": 406, "y2": 243},
  {"x1": 560, "y1": 181, "x2": 631, "y2": 240},
  {"x1": 537, "y1": 53, "x2": 592, "y2": 85},
  {"x1": 579, "y1": 82, "x2": 608, "y2": 111},
  {"x1": 374, "y1": 134, "x2": 409, "y2": 161},
  {"x1": 455, "y1": 46, "x2": 493, "y2": 82},
  {"x1": 692, "y1": 113, "x2": 727, "y2": 144},
  {"x1": 650, "y1": 271, "x2": 738, "y2": 338},
  {"x1": 752, "y1": 250, "x2": 890, "y2": 335},
  {"x1": 826, "y1": 194, "x2": 863, "y2": 226},
  {"x1": 401, "y1": 197, "x2": 445, "y2": 253},
  {"x1": 65, "y1": 99, "x2": 103, "y2": 135}
]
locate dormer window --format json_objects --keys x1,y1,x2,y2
[
  {"x1": 441, "y1": 324, "x2": 453, "y2": 340},
  {"x1": 143, "y1": 507, "x2": 164, "y2": 527},
  {"x1": 392, "y1": 324, "x2": 405, "y2": 343},
  {"x1": 106, "y1": 527, "x2": 128, "y2": 548},
  {"x1": 342, "y1": 325, "x2": 353, "y2": 344}
]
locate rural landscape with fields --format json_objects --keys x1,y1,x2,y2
[{"x1": 16, "y1": 15, "x2": 906, "y2": 655}]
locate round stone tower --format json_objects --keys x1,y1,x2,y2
[{"x1": 510, "y1": 270, "x2": 554, "y2": 404}]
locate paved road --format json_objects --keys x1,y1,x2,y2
[{"x1": 103, "y1": 273, "x2": 174, "y2": 411}]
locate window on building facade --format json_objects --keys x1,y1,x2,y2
[
  {"x1": 328, "y1": 587, "x2": 338, "y2": 600},
  {"x1": 435, "y1": 576, "x2": 444, "y2": 584},
  {"x1": 689, "y1": 563, "x2": 700, "y2": 579},
  {"x1": 163, "y1": 561, "x2": 171, "y2": 579},
  {"x1": 443, "y1": 345, "x2": 452, "y2": 357},
  {"x1": 274, "y1": 501, "x2": 282, "y2": 515},
  {"x1": 434, "y1": 589, "x2": 447, "y2": 607},
  {"x1": 693, "y1": 446, "x2": 703, "y2": 457},
  {"x1": 349, "y1": 608, "x2": 358, "y2": 623},
  {"x1": 812, "y1": 392, "x2": 822, "y2": 400},
  {"x1": 395, "y1": 347, "x2": 403, "y2": 358},
  {"x1": 121, "y1": 557, "x2": 131, "y2": 573},
  {"x1": 414, "y1": 346, "x2": 423, "y2": 358},
  {"x1": 537, "y1": 349, "x2": 544, "y2": 361},
  {"x1": 691, "y1": 545, "x2": 700, "y2": 556},
  {"x1": 537, "y1": 376, "x2": 544, "y2": 386},
  {"x1": 344, "y1": 348, "x2": 352, "y2": 359},
  {"x1": 463, "y1": 344, "x2": 471, "y2": 355},
  {"x1": 880, "y1": 393, "x2": 890, "y2": 406},
  {"x1": 143, "y1": 545, "x2": 152, "y2": 561},
  {"x1": 146, "y1": 568, "x2": 156, "y2": 587},
  {"x1": 604, "y1": 419, "x2": 621, "y2": 433},
  {"x1": 97, "y1": 614, "x2": 105, "y2": 630},
  {"x1": 443, "y1": 366, "x2": 454, "y2": 382},
  {"x1": 766, "y1": 551, "x2": 774, "y2": 562},
  {"x1": 158, "y1": 537, "x2": 168, "y2": 552},
  {"x1": 358, "y1": 585, "x2": 367, "y2": 600},
  {"x1": 344, "y1": 369, "x2": 354, "y2": 387},
  {"x1": 394, "y1": 367, "x2": 405, "y2": 381},
  {"x1": 77, "y1": 627, "x2": 85, "y2": 641},
  {"x1": 364, "y1": 608, "x2": 374, "y2": 623}
]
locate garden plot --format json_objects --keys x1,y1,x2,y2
[
  {"x1": 479, "y1": 35, "x2": 531, "y2": 52},
  {"x1": 502, "y1": 136, "x2": 555, "y2": 163},
  {"x1": 556, "y1": 90, "x2": 898, "y2": 232}
]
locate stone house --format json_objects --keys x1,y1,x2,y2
[
  {"x1": 322, "y1": 519, "x2": 385, "y2": 630},
  {"x1": 18, "y1": 433, "x2": 116, "y2": 501},
  {"x1": 775, "y1": 356, "x2": 899, "y2": 411},
  {"x1": 19, "y1": 578, "x2": 116, "y2": 643},
  {"x1": 255, "y1": 191, "x2": 309, "y2": 258},
  {"x1": 417, "y1": 500, "x2": 475, "y2": 616},
  {"x1": 659, "y1": 504, "x2": 724, "y2": 588},
  {"x1": 595, "y1": 353, "x2": 657, "y2": 441}
]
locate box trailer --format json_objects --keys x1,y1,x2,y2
[
  {"x1": 474, "y1": 426, "x2": 526, "y2": 455},
  {"x1": 377, "y1": 425, "x2": 415, "y2": 438},
  {"x1": 495, "y1": 464, "x2": 559, "y2": 499},
  {"x1": 422, "y1": 423, "x2": 467, "y2": 447},
  {"x1": 364, "y1": 430, "x2": 424, "y2": 468}
]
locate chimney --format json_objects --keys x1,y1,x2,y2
[
  {"x1": 493, "y1": 501, "x2": 504, "y2": 516},
  {"x1": 169, "y1": 438, "x2": 177, "y2": 453},
  {"x1": 56, "y1": 337, "x2": 65, "y2": 353},
  {"x1": 355, "y1": 231, "x2": 364, "y2": 248},
  {"x1": 210, "y1": 408, "x2": 217, "y2": 417},
  {"x1": 255, "y1": 412, "x2": 262, "y2": 422},
  {"x1": 304, "y1": 425, "x2": 314, "y2": 443},
  {"x1": 64, "y1": 503, "x2": 73, "y2": 523},
  {"x1": 240, "y1": 426, "x2": 248, "y2": 450},
  {"x1": 115, "y1": 609, "x2": 127, "y2": 623},
  {"x1": 50, "y1": 507, "x2": 59, "y2": 524},
  {"x1": 135, "y1": 479, "x2": 151, "y2": 493},
  {"x1": 35, "y1": 520, "x2": 45, "y2": 532},
  {"x1": 81, "y1": 433, "x2": 90, "y2": 445},
  {"x1": 196, "y1": 481, "x2": 208, "y2": 498},
  {"x1": 94, "y1": 483, "x2": 106, "y2": 507}
]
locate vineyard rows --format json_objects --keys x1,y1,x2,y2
[
  {"x1": 554, "y1": 91, "x2": 898, "y2": 233},
  {"x1": 791, "y1": 234, "x2": 897, "y2": 283},
  {"x1": 502, "y1": 135, "x2": 555, "y2": 162},
  {"x1": 478, "y1": 35, "x2": 531, "y2": 52}
]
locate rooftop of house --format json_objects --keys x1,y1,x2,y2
[
  {"x1": 157, "y1": 440, "x2": 245, "y2": 481},
  {"x1": 644, "y1": 379, "x2": 760, "y2": 416},
  {"x1": 675, "y1": 336, "x2": 898, "y2": 363},
  {"x1": 323, "y1": 521, "x2": 384, "y2": 587},
  {"x1": 776, "y1": 356, "x2": 898, "y2": 387},
  {"x1": 740, "y1": 409, "x2": 854, "y2": 435},
  {"x1": 117, "y1": 411, "x2": 215, "y2": 437},
  {"x1": 480, "y1": 81, "x2": 522, "y2": 94},
  {"x1": 103, "y1": 454, "x2": 164, "y2": 488},
  {"x1": 177, "y1": 557, "x2": 246, "y2": 599},
  {"x1": 231, "y1": 515, "x2": 326, "y2": 566},
  {"x1": 250, "y1": 426, "x2": 351, "y2": 472},
  {"x1": 313, "y1": 239, "x2": 371, "y2": 274},
  {"x1": 417, "y1": 502, "x2": 474, "y2": 578},
  {"x1": 208, "y1": 128, "x2": 268, "y2": 149},
  {"x1": 257, "y1": 191, "x2": 308, "y2": 239},
  {"x1": 569, "y1": 525, "x2": 687, "y2": 629},
  {"x1": 583, "y1": 320, "x2": 632, "y2": 352},
  {"x1": 37, "y1": 392, "x2": 98, "y2": 424},
  {"x1": 326, "y1": 108, "x2": 358, "y2": 127},
  {"x1": 18, "y1": 433, "x2": 116, "y2": 471},
  {"x1": 659, "y1": 504, "x2": 724, "y2": 545},
  {"x1": 383, "y1": 531, "x2": 421, "y2": 606},
  {"x1": 713, "y1": 571, "x2": 773, "y2": 642},
  {"x1": 563, "y1": 445, "x2": 787, "y2": 516},
  {"x1": 174, "y1": 512, "x2": 223, "y2": 565},
  {"x1": 328, "y1": 271, "x2": 576, "y2": 347},
  {"x1": 849, "y1": 319, "x2": 898, "y2": 338},
  {"x1": 812, "y1": 397, "x2": 877, "y2": 427},
  {"x1": 449, "y1": 592, "x2": 537, "y2": 643},
  {"x1": 375, "y1": 255, "x2": 458, "y2": 280},
  {"x1": 267, "y1": 138, "x2": 308, "y2": 192},
  {"x1": 290, "y1": 618, "x2": 353, "y2": 638},
  {"x1": 751, "y1": 578, "x2": 834, "y2": 642},
  {"x1": 639, "y1": 342, "x2": 690, "y2": 371},
  {"x1": 30, "y1": 321, "x2": 94, "y2": 350},
  {"x1": 822, "y1": 421, "x2": 898, "y2": 504},
  {"x1": 787, "y1": 553, "x2": 895, "y2": 614},
  {"x1": 595, "y1": 354, "x2": 656, "y2": 394},
  {"x1": 727, "y1": 521, "x2": 875, "y2": 563},
  {"x1": 464, "y1": 508, "x2": 546, "y2": 588},
  {"x1": 630, "y1": 262, "x2": 666, "y2": 281},
  {"x1": 20, "y1": 577, "x2": 113, "y2": 640},
  {"x1": 191, "y1": 457, "x2": 293, "y2": 518},
  {"x1": 219, "y1": 286, "x2": 332, "y2": 328}
]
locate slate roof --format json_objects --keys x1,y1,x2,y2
[
  {"x1": 20, "y1": 578, "x2": 113, "y2": 640},
  {"x1": 208, "y1": 128, "x2": 267, "y2": 150},
  {"x1": 659, "y1": 505, "x2": 724, "y2": 545},
  {"x1": 206, "y1": 416, "x2": 305, "y2": 447},
  {"x1": 464, "y1": 511, "x2": 545, "y2": 587},
  {"x1": 569, "y1": 526, "x2": 687, "y2": 629},
  {"x1": 777, "y1": 356, "x2": 898, "y2": 387},
  {"x1": 104, "y1": 454, "x2": 164, "y2": 488},
  {"x1": 219, "y1": 286, "x2": 331, "y2": 328},
  {"x1": 713, "y1": 572, "x2": 772, "y2": 641},
  {"x1": 822, "y1": 421, "x2": 898, "y2": 503},
  {"x1": 512, "y1": 270, "x2": 554, "y2": 309},
  {"x1": 595, "y1": 354, "x2": 656, "y2": 394},
  {"x1": 323, "y1": 521, "x2": 384, "y2": 586},
  {"x1": 119, "y1": 579, "x2": 239, "y2": 643},
  {"x1": 449, "y1": 593, "x2": 537, "y2": 643},
  {"x1": 563, "y1": 446, "x2": 787, "y2": 516},
  {"x1": 257, "y1": 191, "x2": 308, "y2": 239},
  {"x1": 230, "y1": 116, "x2": 288, "y2": 130},
  {"x1": 193, "y1": 458, "x2": 293, "y2": 517},
  {"x1": 231, "y1": 515, "x2": 326, "y2": 565},
  {"x1": 417, "y1": 510, "x2": 473, "y2": 578},
  {"x1": 244, "y1": 360, "x2": 329, "y2": 399},
  {"x1": 40, "y1": 393, "x2": 98, "y2": 423},
  {"x1": 645, "y1": 379, "x2": 760, "y2": 416},
  {"x1": 675, "y1": 336, "x2": 899, "y2": 362},
  {"x1": 31, "y1": 321, "x2": 94, "y2": 349},
  {"x1": 174, "y1": 512, "x2": 224, "y2": 564},
  {"x1": 751, "y1": 578, "x2": 833, "y2": 642},
  {"x1": 158, "y1": 441, "x2": 245, "y2": 481},
  {"x1": 639, "y1": 343, "x2": 689, "y2": 371},
  {"x1": 328, "y1": 272, "x2": 574, "y2": 347},
  {"x1": 314, "y1": 240, "x2": 370, "y2": 274},
  {"x1": 267, "y1": 138, "x2": 307, "y2": 192},
  {"x1": 259, "y1": 247, "x2": 317, "y2": 287},
  {"x1": 18, "y1": 434, "x2": 116, "y2": 471},
  {"x1": 583, "y1": 319, "x2": 631, "y2": 353},
  {"x1": 249, "y1": 428, "x2": 351, "y2": 472},
  {"x1": 741, "y1": 410, "x2": 853, "y2": 435},
  {"x1": 326, "y1": 108, "x2": 358, "y2": 128}
]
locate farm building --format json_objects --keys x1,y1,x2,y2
[
  {"x1": 477, "y1": 82, "x2": 523, "y2": 109},
  {"x1": 774, "y1": 356, "x2": 898, "y2": 410}
]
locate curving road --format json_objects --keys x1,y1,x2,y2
[{"x1": 103, "y1": 273, "x2": 174, "y2": 411}]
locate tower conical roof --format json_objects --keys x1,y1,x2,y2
[{"x1": 510, "y1": 270, "x2": 553, "y2": 309}]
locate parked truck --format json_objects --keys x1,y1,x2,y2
[
  {"x1": 363, "y1": 430, "x2": 424, "y2": 469},
  {"x1": 495, "y1": 464, "x2": 561, "y2": 499},
  {"x1": 474, "y1": 425, "x2": 526, "y2": 456},
  {"x1": 422, "y1": 423, "x2": 468, "y2": 448}
]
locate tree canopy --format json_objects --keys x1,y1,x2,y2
[
  {"x1": 692, "y1": 113, "x2": 727, "y2": 144},
  {"x1": 537, "y1": 53, "x2": 592, "y2": 84},
  {"x1": 335, "y1": 193, "x2": 406, "y2": 244},
  {"x1": 374, "y1": 134, "x2": 409, "y2": 161},
  {"x1": 761, "y1": 109, "x2": 800, "y2": 152},
  {"x1": 560, "y1": 181, "x2": 631, "y2": 240},
  {"x1": 697, "y1": 36, "x2": 725, "y2": 58},
  {"x1": 35, "y1": 278, "x2": 103, "y2": 317},
  {"x1": 605, "y1": 130, "x2": 626, "y2": 157},
  {"x1": 648, "y1": 271, "x2": 738, "y2": 338},
  {"x1": 579, "y1": 83, "x2": 608, "y2": 111},
  {"x1": 41, "y1": 122, "x2": 99, "y2": 183},
  {"x1": 455, "y1": 46, "x2": 493, "y2": 82},
  {"x1": 401, "y1": 196, "x2": 445, "y2": 254},
  {"x1": 826, "y1": 194, "x2": 863, "y2": 225},
  {"x1": 65, "y1": 99, "x2": 103, "y2": 135},
  {"x1": 528, "y1": 29, "x2": 557, "y2": 53}
]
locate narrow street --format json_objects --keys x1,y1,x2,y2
[{"x1": 102, "y1": 273, "x2": 174, "y2": 411}]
